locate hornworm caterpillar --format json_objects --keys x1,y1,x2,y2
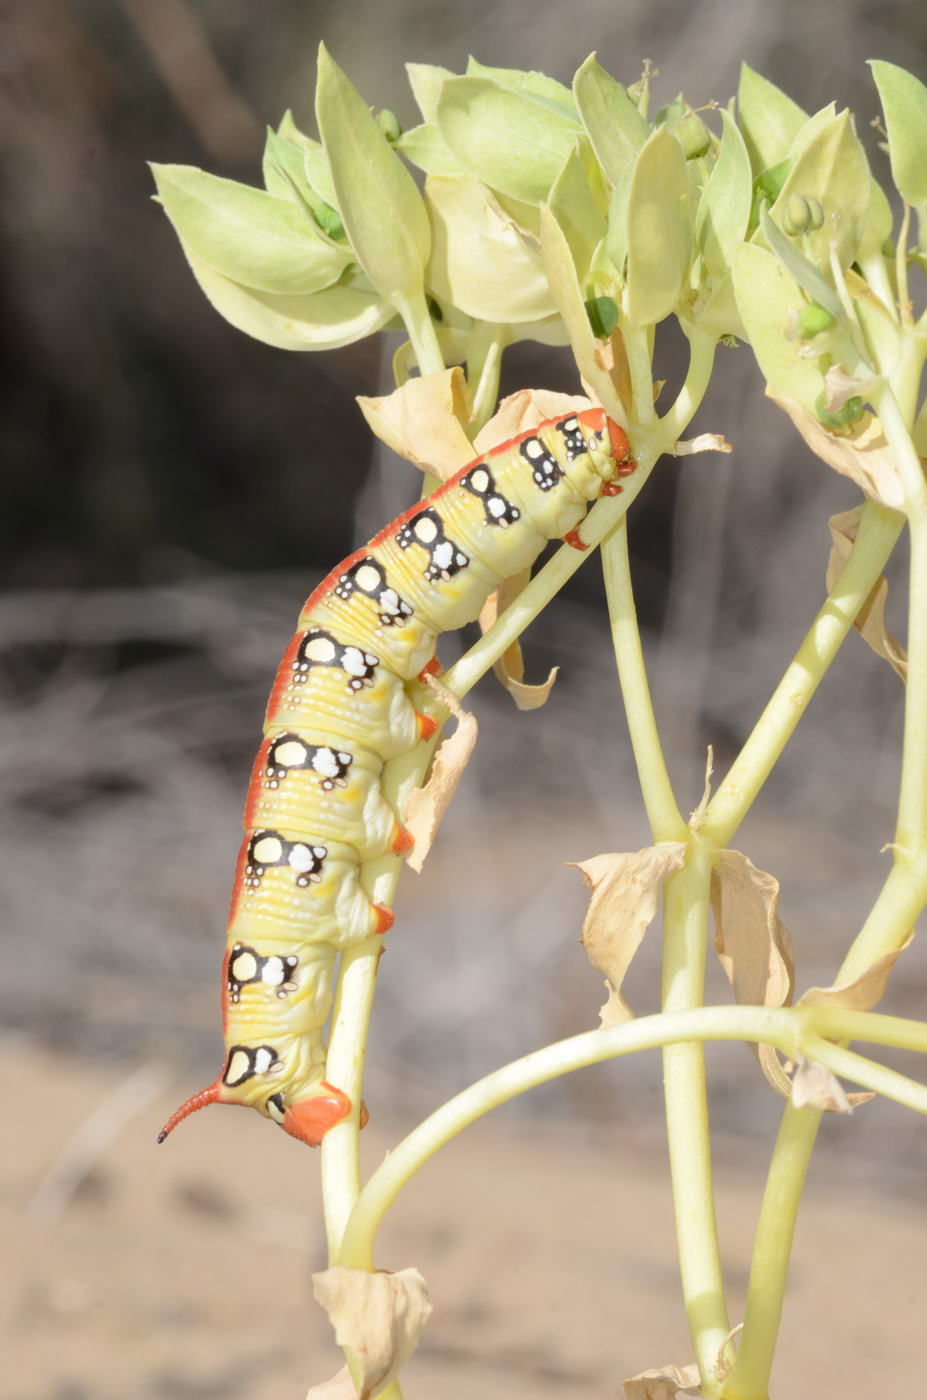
[{"x1": 158, "y1": 408, "x2": 634, "y2": 1148}]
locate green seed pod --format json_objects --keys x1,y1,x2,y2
[
  {"x1": 675, "y1": 112, "x2": 711, "y2": 160},
  {"x1": 584, "y1": 294, "x2": 619, "y2": 340},
  {"x1": 376, "y1": 109, "x2": 402, "y2": 143},
  {"x1": 798, "y1": 302, "x2": 835, "y2": 339},
  {"x1": 815, "y1": 390, "x2": 864, "y2": 430},
  {"x1": 781, "y1": 193, "x2": 825, "y2": 236}
]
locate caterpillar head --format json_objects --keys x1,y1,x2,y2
[{"x1": 157, "y1": 1071, "x2": 358, "y2": 1148}]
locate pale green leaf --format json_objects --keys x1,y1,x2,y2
[
  {"x1": 604, "y1": 165, "x2": 633, "y2": 282},
  {"x1": 406, "y1": 63, "x2": 456, "y2": 123},
  {"x1": 150, "y1": 164, "x2": 349, "y2": 296},
  {"x1": 263, "y1": 128, "x2": 312, "y2": 201},
  {"x1": 870, "y1": 60, "x2": 927, "y2": 209},
  {"x1": 465, "y1": 58, "x2": 577, "y2": 118},
  {"x1": 732, "y1": 242, "x2": 824, "y2": 408},
  {"x1": 437, "y1": 77, "x2": 582, "y2": 203},
  {"x1": 653, "y1": 94, "x2": 688, "y2": 130},
  {"x1": 572, "y1": 53, "x2": 649, "y2": 186},
  {"x1": 625, "y1": 128, "x2": 692, "y2": 327},
  {"x1": 788, "y1": 103, "x2": 837, "y2": 160},
  {"x1": 757, "y1": 207, "x2": 843, "y2": 322},
  {"x1": 697, "y1": 109, "x2": 752, "y2": 275},
  {"x1": 738, "y1": 63, "x2": 808, "y2": 173},
  {"x1": 548, "y1": 143, "x2": 607, "y2": 274},
  {"x1": 183, "y1": 251, "x2": 394, "y2": 350},
  {"x1": 538, "y1": 203, "x2": 625, "y2": 421},
  {"x1": 772, "y1": 110, "x2": 871, "y2": 268},
  {"x1": 425, "y1": 174, "x2": 556, "y2": 323},
  {"x1": 396, "y1": 123, "x2": 470, "y2": 176},
  {"x1": 316, "y1": 44, "x2": 430, "y2": 301}
]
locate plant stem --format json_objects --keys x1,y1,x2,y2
[
  {"x1": 660, "y1": 840, "x2": 732, "y2": 1392},
  {"x1": 393, "y1": 286, "x2": 447, "y2": 377},
  {"x1": 700, "y1": 501, "x2": 903, "y2": 849},
  {"x1": 466, "y1": 322, "x2": 509, "y2": 433},
  {"x1": 335, "y1": 1001, "x2": 927, "y2": 1274},
  {"x1": 602, "y1": 521, "x2": 688, "y2": 841}
]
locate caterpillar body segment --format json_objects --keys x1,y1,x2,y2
[{"x1": 158, "y1": 407, "x2": 634, "y2": 1149}]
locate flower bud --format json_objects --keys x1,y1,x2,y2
[
  {"x1": 815, "y1": 390, "x2": 864, "y2": 430},
  {"x1": 376, "y1": 109, "x2": 402, "y2": 143},
  {"x1": 675, "y1": 112, "x2": 711, "y2": 160},
  {"x1": 798, "y1": 303, "x2": 835, "y2": 339},
  {"x1": 780, "y1": 194, "x2": 825, "y2": 237}
]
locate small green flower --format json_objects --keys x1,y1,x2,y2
[
  {"x1": 797, "y1": 303, "x2": 835, "y2": 338},
  {"x1": 780, "y1": 193, "x2": 824, "y2": 236},
  {"x1": 675, "y1": 112, "x2": 711, "y2": 160},
  {"x1": 377, "y1": 109, "x2": 402, "y2": 143},
  {"x1": 814, "y1": 389, "x2": 864, "y2": 429}
]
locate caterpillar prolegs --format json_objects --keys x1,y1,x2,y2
[{"x1": 158, "y1": 408, "x2": 634, "y2": 1148}]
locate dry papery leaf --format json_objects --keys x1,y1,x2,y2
[
  {"x1": 580, "y1": 329, "x2": 633, "y2": 417},
  {"x1": 711, "y1": 849, "x2": 795, "y2": 1099},
  {"x1": 790, "y1": 1057, "x2": 853, "y2": 1113},
  {"x1": 472, "y1": 386, "x2": 595, "y2": 451},
  {"x1": 311, "y1": 1266, "x2": 432, "y2": 1400},
  {"x1": 827, "y1": 506, "x2": 907, "y2": 681},
  {"x1": 477, "y1": 568, "x2": 558, "y2": 711},
  {"x1": 768, "y1": 390, "x2": 905, "y2": 510},
  {"x1": 674, "y1": 433, "x2": 733, "y2": 456},
  {"x1": 403, "y1": 677, "x2": 477, "y2": 872},
  {"x1": 623, "y1": 1362, "x2": 702, "y2": 1399},
  {"x1": 573, "y1": 844, "x2": 687, "y2": 1026},
  {"x1": 357, "y1": 366, "x2": 475, "y2": 483},
  {"x1": 306, "y1": 1365, "x2": 356, "y2": 1400},
  {"x1": 799, "y1": 936, "x2": 911, "y2": 1012}
]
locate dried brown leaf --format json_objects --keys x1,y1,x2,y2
[
  {"x1": 357, "y1": 367, "x2": 475, "y2": 482},
  {"x1": 404, "y1": 679, "x2": 477, "y2": 872},
  {"x1": 477, "y1": 569, "x2": 558, "y2": 711},
  {"x1": 712, "y1": 850, "x2": 796, "y2": 1098},
  {"x1": 305, "y1": 1366, "x2": 356, "y2": 1400},
  {"x1": 623, "y1": 1362, "x2": 702, "y2": 1399},
  {"x1": 472, "y1": 387, "x2": 594, "y2": 452},
  {"x1": 573, "y1": 844, "x2": 688, "y2": 1026},
  {"x1": 768, "y1": 391, "x2": 906, "y2": 510},
  {"x1": 827, "y1": 506, "x2": 907, "y2": 681},
  {"x1": 674, "y1": 433, "x2": 733, "y2": 456},
  {"x1": 799, "y1": 937, "x2": 911, "y2": 1012},
  {"x1": 311, "y1": 1266, "x2": 432, "y2": 1400},
  {"x1": 791, "y1": 1058, "x2": 853, "y2": 1113}
]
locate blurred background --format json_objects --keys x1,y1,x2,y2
[{"x1": 3, "y1": 2, "x2": 927, "y2": 1397}]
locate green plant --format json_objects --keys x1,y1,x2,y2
[{"x1": 151, "y1": 47, "x2": 927, "y2": 1400}]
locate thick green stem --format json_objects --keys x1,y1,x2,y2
[
  {"x1": 602, "y1": 521, "x2": 688, "y2": 841},
  {"x1": 661, "y1": 840, "x2": 731, "y2": 1392}
]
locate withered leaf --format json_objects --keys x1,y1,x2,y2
[
  {"x1": 478, "y1": 569, "x2": 558, "y2": 710},
  {"x1": 799, "y1": 937, "x2": 910, "y2": 1012},
  {"x1": 791, "y1": 1058, "x2": 853, "y2": 1113},
  {"x1": 305, "y1": 1366, "x2": 356, "y2": 1400},
  {"x1": 826, "y1": 506, "x2": 906, "y2": 681},
  {"x1": 573, "y1": 844, "x2": 687, "y2": 1026},
  {"x1": 711, "y1": 849, "x2": 795, "y2": 1098},
  {"x1": 769, "y1": 391, "x2": 906, "y2": 510},
  {"x1": 404, "y1": 678, "x2": 477, "y2": 872},
  {"x1": 357, "y1": 367, "x2": 474, "y2": 482},
  {"x1": 311, "y1": 1266, "x2": 432, "y2": 1400},
  {"x1": 472, "y1": 387, "x2": 594, "y2": 452},
  {"x1": 623, "y1": 1362, "x2": 702, "y2": 1399}
]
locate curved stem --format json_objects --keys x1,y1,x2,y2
[
  {"x1": 602, "y1": 521, "x2": 688, "y2": 841},
  {"x1": 700, "y1": 501, "x2": 903, "y2": 849}
]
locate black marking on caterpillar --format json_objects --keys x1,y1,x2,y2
[
  {"x1": 334, "y1": 557, "x2": 413, "y2": 626},
  {"x1": 293, "y1": 628, "x2": 380, "y2": 692},
  {"x1": 227, "y1": 943, "x2": 299, "y2": 1003},
  {"x1": 519, "y1": 435, "x2": 564, "y2": 491},
  {"x1": 222, "y1": 1044, "x2": 282, "y2": 1087},
  {"x1": 396, "y1": 508, "x2": 471, "y2": 581},
  {"x1": 459, "y1": 463, "x2": 521, "y2": 528},
  {"x1": 264, "y1": 733, "x2": 353, "y2": 791},
  {"x1": 245, "y1": 830, "x2": 328, "y2": 890}
]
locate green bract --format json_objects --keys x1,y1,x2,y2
[
  {"x1": 465, "y1": 57, "x2": 577, "y2": 118},
  {"x1": 625, "y1": 128, "x2": 692, "y2": 327},
  {"x1": 732, "y1": 242, "x2": 824, "y2": 409},
  {"x1": 437, "y1": 76, "x2": 584, "y2": 203},
  {"x1": 771, "y1": 110, "x2": 871, "y2": 269},
  {"x1": 696, "y1": 110, "x2": 752, "y2": 277},
  {"x1": 315, "y1": 44, "x2": 430, "y2": 304},
  {"x1": 870, "y1": 60, "x2": 927, "y2": 210},
  {"x1": 425, "y1": 175, "x2": 556, "y2": 323},
  {"x1": 151, "y1": 164, "x2": 351, "y2": 297},
  {"x1": 573, "y1": 54, "x2": 650, "y2": 186},
  {"x1": 738, "y1": 62, "x2": 808, "y2": 173}
]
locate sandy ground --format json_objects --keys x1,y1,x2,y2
[{"x1": 3, "y1": 1040, "x2": 926, "y2": 1400}]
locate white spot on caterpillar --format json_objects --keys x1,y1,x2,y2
[
  {"x1": 262, "y1": 957, "x2": 286, "y2": 987},
  {"x1": 231, "y1": 951, "x2": 258, "y2": 982},
  {"x1": 524, "y1": 439, "x2": 544, "y2": 459},
  {"x1": 414, "y1": 516, "x2": 439, "y2": 543},
  {"x1": 274, "y1": 739, "x2": 308, "y2": 769},
  {"x1": 469, "y1": 468, "x2": 489, "y2": 492},
  {"x1": 225, "y1": 1049, "x2": 251, "y2": 1085},
  {"x1": 380, "y1": 588, "x2": 401, "y2": 615},
  {"x1": 312, "y1": 748, "x2": 343, "y2": 778},
  {"x1": 253, "y1": 1047, "x2": 274, "y2": 1074},
  {"x1": 355, "y1": 563, "x2": 381, "y2": 592},
  {"x1": 304, "y1": 636, "x2": 336, "y2": 663},
  {"x1": 252, "y1": 835, "x2": 283, "y2": 865},
  {"x1": 288, "y1": 844, "x2": 314, "y2": 872},
  {"x1": 432, "y1": 541, "x2": 454, "y2": 569}
]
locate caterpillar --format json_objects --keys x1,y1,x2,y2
[{"x1": 158, "y1": 407, "x2": 634, "y2": 1148}]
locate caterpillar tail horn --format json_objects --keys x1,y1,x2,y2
[{"x1": 157, "y1": 1079, "x2": 223, "y2": 1142}]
